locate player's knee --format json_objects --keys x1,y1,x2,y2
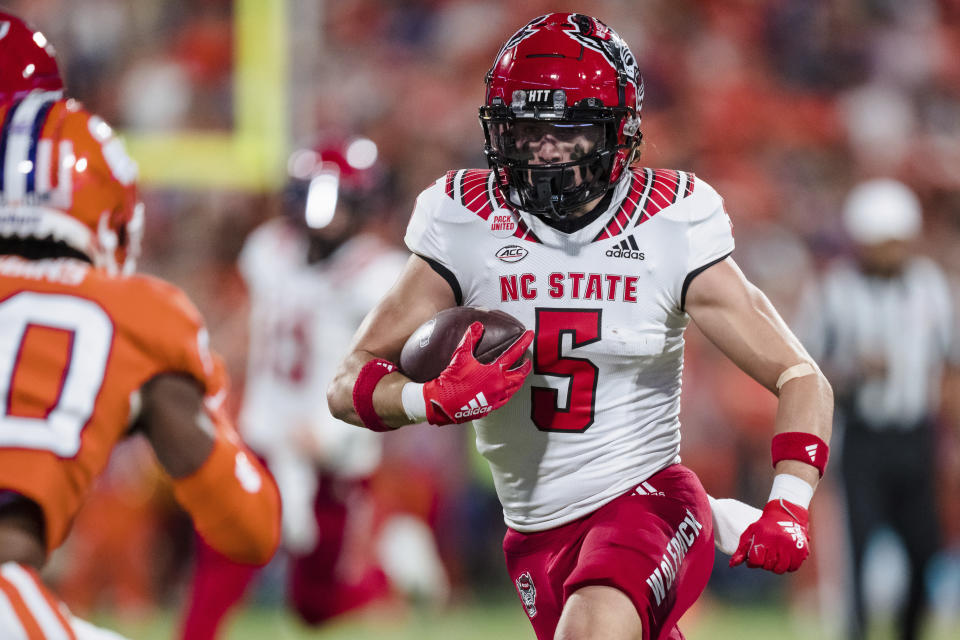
[
  {"x1": 555, "y1": 621, "x2": 643, "y2": 640},
  {"x1": 555, "y1": 585, "x2": 643, "y2": 640}
]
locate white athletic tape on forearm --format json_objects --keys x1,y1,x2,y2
[
  {"x1": 776, "y1": 362, "x2": 816, "y2": 391},
  {"x1": 401, "y1": 382, "x2": 427, "y2": 423},
  {"x1": 768, "y1": 473, "x2": 814, "y2": 509}
]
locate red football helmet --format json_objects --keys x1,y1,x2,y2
[
  {"x1": 0, "y1": 95, "x2": 143, "y2": 274},
  {"x1": 480, "y1": 13, "x2": 643, "y2": 219},
  {"x1": 282, "y1": 136, "x2": 390, "y2": 259},
  {"x1": 0, "y1": 11, "x2": 64, "y2": 103}
]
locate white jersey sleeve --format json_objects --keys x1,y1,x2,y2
[
  {"x1": 404, "y1": 177, "x2": 446, "y2": 260},
  {"x1": 658, "y1": 176, "x2": 735, "y2": 309},
  {"x1": 236, "y1": 225, "x2": 262, "y2": 286},
  {"x1": 237, "y1": 219, "x2": 303, "y2": 293},
  {"x1": 404, "y1": 176, "x2": 474, "y2": 302},
  {"x1": 685, "y1": 179, "x2": 735, "y2": 272}
]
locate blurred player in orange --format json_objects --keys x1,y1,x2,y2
[{"x1": 0, "y1": 11, "x2": 281, "y2": 639}]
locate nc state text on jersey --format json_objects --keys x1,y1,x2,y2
[{"x1": 500, "y1": 272, "x2": 641, "y2": 303}]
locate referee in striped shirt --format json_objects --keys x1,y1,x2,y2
[{"x1": 797, "y1": 179, "x2": 960, "y2": 640}]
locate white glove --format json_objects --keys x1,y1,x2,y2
[{"x1": 707, "y1": 494, "x2": 763, "y2": 556}]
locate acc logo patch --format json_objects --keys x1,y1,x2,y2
[{"x1": 496, "y1": 245, "x2": 528, "y2": 263}]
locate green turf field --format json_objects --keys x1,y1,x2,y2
[{"x1": 96, "y1": 600, "x2": 959, "y2": 640}]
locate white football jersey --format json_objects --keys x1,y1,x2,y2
[
  {"x1": 405, "y1": 168, "x2": 734, "y2": 532},
  {"x1": 238, "y1": 219, "x2": 407, "y2": 477}
]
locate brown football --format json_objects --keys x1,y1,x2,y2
[{"x1": 399, "y1": 307, "x2": 527, "y2": 383}]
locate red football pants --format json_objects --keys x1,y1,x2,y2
[{"x1": 503, "y1": 464, "x2": 714, "y2": 640}]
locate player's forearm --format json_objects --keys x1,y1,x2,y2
[
  {"x1": 772, "y1": 370, "x2": 834, "y2": 489},
  {"x1": 171, "y1": 431, "x2": 281, "y2": 565},
  {"x1": 327, "y1": 351, "x2": 416, "y2": 429},
  {"x1": 729, "y1": 370, "x2": 831, "y2": 573}
]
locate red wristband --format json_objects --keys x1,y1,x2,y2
[
  {"x1": 352, "y1": 358, "x2": 398, "y2": 433},
  {"x1": 771, "y1": 432, "x2": 829, "y2": 477}
]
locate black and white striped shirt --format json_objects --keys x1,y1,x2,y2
[{"x1": 796, "y1": 256, "x2": 959, "y2": 430}]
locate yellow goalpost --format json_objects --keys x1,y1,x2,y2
[{"x1": 123, "y1": 0, "x2": 289, "y2": 191}]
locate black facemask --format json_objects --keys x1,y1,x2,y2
[{"x1": 480, "y1": 113, "x2": 627, "y2": 219}]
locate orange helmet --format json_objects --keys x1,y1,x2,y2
[{"x1": 0, "y1": 93, "x2": 143, "y2": 274}]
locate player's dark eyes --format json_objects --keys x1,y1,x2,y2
[{"x1": 512, "y1": 123, "x2": 601, "y2": 144}]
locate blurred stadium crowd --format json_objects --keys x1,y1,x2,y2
[{"x1": 6, "y1": 0, "x2": 959, "y2": 637}]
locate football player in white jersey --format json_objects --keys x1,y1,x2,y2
[
  {"x1": 179, "y1": 138, "x2": 443, "y2": 639},
  {"x1": 328, "y1": 13, "x2": 833, "y2": 640}
]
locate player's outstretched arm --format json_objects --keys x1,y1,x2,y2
[
  {"x1": 136, "y1": 374, "x2": 280, "y2": 565},
  {"x1": 685, "y1": 257, "x2": 834, "y2": 574}
]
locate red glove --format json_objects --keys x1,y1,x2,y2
[
  {"x1": 730, "y1": 498, "x2": 810, "y2": 574},
  {"x1": 423, "y1": 322, "x2": 533, "y2": 426}
]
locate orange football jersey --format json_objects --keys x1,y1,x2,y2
[{"x1": 0, "y1": 255, "x2": 227, "y2": 554}]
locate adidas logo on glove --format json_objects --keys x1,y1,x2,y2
[
  {"x1": 455, "y1": 392, "x2": 492, "y2": 419},
  {"x1": 777, "y1": 521, "x2": 807, "y2": 550}
]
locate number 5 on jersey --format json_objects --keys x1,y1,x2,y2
[{"x1": 530, "y1": 308, "x2": 600, "y2": 432}]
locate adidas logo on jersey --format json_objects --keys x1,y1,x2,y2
[
  {"x1": 455, "y1": 392, "x2": 492, "y2": 419},
  {"x1": 606, "y1": 235, "x2": 645, "y2": 260}
]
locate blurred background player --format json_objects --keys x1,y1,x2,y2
[
  {"x1": 0, "y1": 9, "x2": 280, "y2": 639},
  {"x1": 795, "y1": 178, "x2": 960, "y2": 640},
  {"x1": 179, "y1": 137, "x2": 448, "y2": 640}
]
